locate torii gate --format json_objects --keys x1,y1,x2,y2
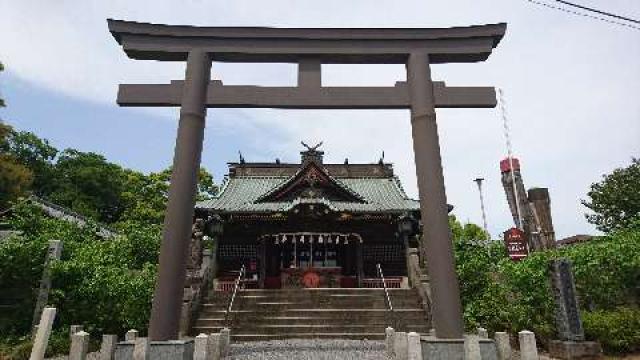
[{"x1": 108, "y1": 19, "x2": 506, "y2": 341}]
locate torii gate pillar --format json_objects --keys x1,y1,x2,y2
[
  {"x1": 408, "y1": 52, "x2": 463, "y2": 337},
  {"x1": 148, "y1": 50, "x2": 211, "y2": 341}
]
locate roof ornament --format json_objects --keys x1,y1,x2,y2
[
  {"x1": 378, "y1": 150, "x2": 385, "y2": 164},
  {"x1": 300, "y1": 141, "x2": 324, "y2": 165},
  {"x1": 238, "y1": 150, "x2": 245, "y2": 164},
  {"x1": 301, "y1": 141, "x2": 323, "y2": 152}
]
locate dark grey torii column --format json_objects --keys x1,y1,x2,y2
[
  {"x1": 148, "y1": 50, "x2": 211, "y2": 341},
  {"x1": 407, "y1": 52, "x2": 463, "y2": 337}
]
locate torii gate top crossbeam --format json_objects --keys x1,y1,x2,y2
[{"x1": 108, "y1": 19, "x2": 506, "y2": 63}]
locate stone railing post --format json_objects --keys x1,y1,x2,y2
[
  {"x1": 70, "y1": 325, "x2": 83, "y2": 341},
  {"x1": 132, "y1": 337, "x2": 150, "y2": 360},
  {"x1": 29, "y1": 307, "x2": 56, "y2": 360},
  {"x1": 464, "y1": 334, "x2": 481, "y2": 360},
  {"x1": 207, "y1": 333, "x2": 222, "y2": 360},
  {"x1": 220, "y1": 328, "x2": 231, "y2": 357},
  {"x1": 494, "y1": 332, "x2": 512, "y2": 360},
  {"x1": 194, "y1": 333, "x2": 208, "y2": 360},
  {"x1": 125, "y1": 329, "x2": 139, "y2": 342},
  {"x1": 99, "y1": 334, "x2": 118, "y2": 360},
  {"x1": 393, "y1": 331, "x2": 408, "y2": 360},
  {"x1": 385, "y1": 327, "x2": 395, "y2": 358},
  {"x1": 518, "y1": 330, "x2": 538, "y2": 360},
  {"x1": 407, "y1": 332, "x2": 422, "y2": 360},
  {"x1": 69, "y1": 331, "x2": 90, "y2": 360}
]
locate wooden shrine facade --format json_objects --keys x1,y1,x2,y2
[{"x1": 194, "y1": 145, "x2": 421, "y2": 289}]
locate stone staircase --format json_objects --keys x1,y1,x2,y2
[{"x1": 192, "y1": 288, "x2": 431, "y2": 341}]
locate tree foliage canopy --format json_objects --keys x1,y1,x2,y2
[
  {"x1": 0, "y1": 125, "x2": 218, "y2": 223},
  {"x1": 0, "y1": 124, "x2": 33, "y2": 209},
  {"x1": 582, "y1": 158, "x2": 640, "y2": 233}
]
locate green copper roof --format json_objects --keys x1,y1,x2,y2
[{"x1": 196, "y1": 176, "x2": 419, "y2": 214}]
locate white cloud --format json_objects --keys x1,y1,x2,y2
[{"x1": 1, "y1": 0, "x2": 639, "y2": 238}]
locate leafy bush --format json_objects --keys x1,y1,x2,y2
[
  {"x1": 453, "y1": 220, "x2": 639, "y2": 352},
  {"x1": 583, "y1": 307, "x2": 640, "y2": 354},
  {"x1": 0, "y1": 202, "x2": 160, "y2": 340}
]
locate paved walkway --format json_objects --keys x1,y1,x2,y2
[{"x1": 229, "y1": 339, "x2": 390, "y2": 360}]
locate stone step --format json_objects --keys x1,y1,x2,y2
[
  {"x1": 191, "y1": 288, "x2": 430, "y2": 340},
  {"x1": 230, "y1": 333, "x2": 388, "y2": 341},
  {"x1": 195, "y1": 316, "x2": 427, "y2": 328},
  {"x1": 201, "y1": 299, "x2": 420, "y2": 309},
  {"x1": 195, "y1": 311, "x2": 425, "y2": 324},
  {"x1": 198, "y1": 307, "x2": 422, "y2": 317},
  {"x1": 193, "y1": 325, "x2": 430, "y2": 338}
]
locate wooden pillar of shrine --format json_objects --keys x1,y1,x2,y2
[
  {"x1": 259, "y1": 239, "x2": 267, "y2": 289},
  {"x1": 356, "y1": 241, "x2": 364, "y2": 287}
]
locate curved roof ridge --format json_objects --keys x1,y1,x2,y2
[{"x1": 255, "y1": 162, "x2": 366, "y2": 203}]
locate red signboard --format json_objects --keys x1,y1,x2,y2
[{"x1": 504, "y1": 227, "x2": 529, "y2": 261}]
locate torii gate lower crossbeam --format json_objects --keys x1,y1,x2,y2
[{"x1": 108, "y1": 19, "x2": 507, "y2": 341}]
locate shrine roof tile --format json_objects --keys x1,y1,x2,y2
[{"x1": 196, "y1": 176, "x2": 419, "y2": 214}]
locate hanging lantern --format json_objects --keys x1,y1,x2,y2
[
  {"x1": 318, "y1": 234, "x2": 324, "y2": 244},
  {"x1": 300, "y1": 235, "x2": 305, "y2": 244},
  {"x1": 282, "y1": 234, "x2": 287, "y2": 243}
]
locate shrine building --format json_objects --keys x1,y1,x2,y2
[{"x1": 194, "y1": 144, "x2": 424, "y2": 290}]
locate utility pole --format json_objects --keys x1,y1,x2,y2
[{"x1": 473, "y1": 178, "x2": 490, "y2": 239}]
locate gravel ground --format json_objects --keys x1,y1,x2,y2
[{"x1": 229, "y1": 339, "x2": 391, "y2": 360}]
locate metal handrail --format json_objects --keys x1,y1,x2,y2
[
  {"x1": 377, "y1": 263, "x2": 397, "y2": 330},
  {"x1": 224, "y1": 264, "x2": 245, "y2": 327}
]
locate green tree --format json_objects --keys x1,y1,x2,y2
[
  {"x1": 4, "y1": 128, "x2": 57, "y2": 194},
  {"x1": 120, "y1": 167, "x2": 218, "y2": 224},
  {"x1": 582, "y1": 158, "x2": 640, "y2": 233},
  {"x1": 46, "y1": 149, "x2": 127, "y2": 223},
  {"x1": 0, "y1": 126, "x2": 33, "y2": 210}
]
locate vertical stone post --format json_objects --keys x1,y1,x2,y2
[
  {"x1": 518, "y1": 330, "x2": 538, "y2": 360},
  {"x1": 207, "y1": 333, "x2": 222, "y2": 360},
  {"x1": 125, "y1": 329, "x2": 139, "y2": 342},
  {"x1": 407, "y1": 51, "x2": 463, "y2": 338},
  {"x1": 70, "y1": 325, "x2": 83, "y2": 340},
  {"x1": 407, "y1": 332, "x2": 423, "y2": 360},
  {"x1": 132, "y1": 337, "x2": 150, "y2": 360},
  {"x1": 494, "y1": 332, "x2": 512, "y2": 360},
  {"x1": 99, "y1": 335, "x2": 118, "y2": 360},
  {"x1": 220, "y1": 328, "x2": 231, "y2": 357},
  {"x1": 549, "y1": 259, "x2": 584, "y2": 341},
  {"x1": 464, "y1": 334, "x2": 481, "y2": 360},
  {"x1": 393, "y1": 331, "x2": 408, "y2": 360},
  {"x1": 194, "y1": 333, "x2": 208, "y2": 360},
  {"x1": 32, "y1": 240, "x2": 62, "y2": 333},
  {"x1": 385, "y1": 327, "x2": 395, "y2": 358},
  {"x1": 69, "y1": 331, "x2": 90, "y2": 360},
  {"x1": 148, "y1": 49, "x2": 212, "y2": 341},
  {"x1": 29, "y1": 307, "x2": 56, "y2": 360}
]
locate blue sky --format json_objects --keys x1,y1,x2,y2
[{"x1": 1, "y1": 0, "x2": 639, "y2": 239}]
